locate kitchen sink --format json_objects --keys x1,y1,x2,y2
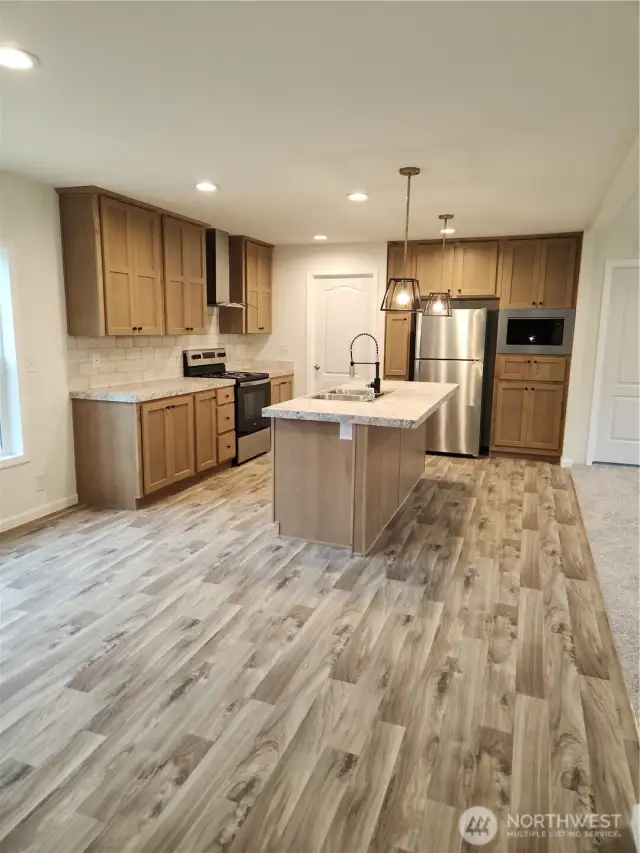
[{"x1": 311, "y1": 387, "x2": 393, "y2": 402}]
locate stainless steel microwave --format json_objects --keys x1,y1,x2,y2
[{"x1": 497, "y1": 308, "x2": 575, "y2": 355}]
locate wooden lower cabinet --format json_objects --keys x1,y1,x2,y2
[
  {"x1": 492, "y1": 383, "x2": 529, "y2": 448},
  {"x1": 527, "y1": 384, "x2": 564, "y2": 451},
  {"x1": 73, "y1": 387, "x2": 235, "y2": 509},
  {"x1": 270, "y1": 375, "x2": 294, "y2": 405},
  {"x1": 195, "y1": 391, "x2": 218, "y2": 472},
  {"x1": 491, "y1": 378, "x2": 565, "y2": 456},
  {"x1": 141, "y1": 395, "x2": 195, "y2": 493}
]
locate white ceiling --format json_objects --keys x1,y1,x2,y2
[{"x1": 0, "y1": 2, "x2": 637, "y2": 244}]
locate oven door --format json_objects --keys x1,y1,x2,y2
[
  {"x1": 497, "y1": 309, "x2": 575, "y2": 355},
  {"x1": 236, "y1": 379, "x2": 270, "y2": 435}
]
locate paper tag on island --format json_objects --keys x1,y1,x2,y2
[{"x1": 339, "y1": 422, "x2": 353, "y2": 440}]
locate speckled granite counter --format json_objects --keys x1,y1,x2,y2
[
  {"x1": 69, "y1": 377, "x2": 235, "y2": 404},
  {"x1": 263, "y1": 380, "x2": 458, "y2": 429}
]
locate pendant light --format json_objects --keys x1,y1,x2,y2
[
  {"x1": 380, "y1": 167, "x2": 422, "y2": 313},
  {"x1": 423, "y1": 214, "x2": 454, "y2": 317}
]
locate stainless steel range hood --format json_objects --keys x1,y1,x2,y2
[{"x1": 205, "y1": 229, "x2": 245, "y2": 308}]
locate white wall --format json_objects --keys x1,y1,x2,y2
[
  {"x1": 258, "y1": 243, "x2": 388, "y2": 394},
  {"x1": 563, "y1": 141, "x2": 639, "y2": 465},
  {"x1": 0, "y1": 172, "x2": 77, "y2": 531}
]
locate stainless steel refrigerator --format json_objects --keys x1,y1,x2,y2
[{"x1": 414, "y1": 305, "x2": 488, "y2": 456}]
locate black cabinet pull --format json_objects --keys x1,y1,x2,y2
[{"x1": 531, "y1": 301, "x2": 536, "y2": 305}]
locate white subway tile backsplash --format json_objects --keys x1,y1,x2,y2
[{"x1": 66, "y1": 313, "x2": 269, "y2": 390}]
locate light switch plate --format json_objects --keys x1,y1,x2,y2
[
  {"x1": 339, "y1": 422, "x2": 353, "y2": 440},
  {"x1": 92, "y1": 353, "x2": 100, "y2": 368}
]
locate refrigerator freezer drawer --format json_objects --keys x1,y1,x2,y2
[{"x1": 414, "y1": 359, "x2": 484, "y2": 456}]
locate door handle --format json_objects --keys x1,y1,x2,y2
[{"x1": 314, "y1": 364, "x2": 320, "y2": 370}]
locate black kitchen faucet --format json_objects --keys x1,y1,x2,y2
[{"x1": 349, "y1": 333, "x2": 381, "y2": 396}]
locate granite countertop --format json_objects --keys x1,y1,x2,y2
[
  {"x1": 69, "y1": 377, "x2": 236, "y2": 404},
  {"x1": 262, "y1": 380, "x2": 458, "y2": 429}
]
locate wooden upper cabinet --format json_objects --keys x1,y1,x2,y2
[
  {"x1": 416, "y1": 243, "x2": 453, "y2": 295},
  {"x1": 384, "y1": 313, "x2": 411, "y2": 379},
  {"x1": 499, "y1": 239, "x2": 542, "y2": 307},
  {"x1": 100, "y1": 197, "x2": 136, "y2": 336},
  {"x1": 129, "y1": 205, "x2": 164, "y2": 335},
  {"x1": 163, "y1": 217, "x2": 206, "y2": 334},
  {"x1": 452, "y1": 241, "x2": 499, "y2": 297},
  {"x1": 538, "y1": 237, "x2": 577, "y2": 308},
  {"x1": 219, "y1": 236, "x2": 273, "y2": 335},
  {"x1": 500, "y1": 236, "x2": 579, "y2": 308},
  {"x1": 59, "y1": 187, "x2": 209, "y2": 337}
]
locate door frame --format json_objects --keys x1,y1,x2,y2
[
  {"x1": 585, "y1": 258, "x2": 640, "y2": 465},
  {"x1": 306, "y1": 270, "x2": 381, "y2": 394}
]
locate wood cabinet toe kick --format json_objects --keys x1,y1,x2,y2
[
  {"x1": 72, "y1": 388, "x2": 236, "y2": 509},
  {"x1": 271, "y1": 417, "x2": 427, "y2": 555}
]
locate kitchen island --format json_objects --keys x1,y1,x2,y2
[{"x1": 263, "y1": 380, "x2": 457, "y2": 554}]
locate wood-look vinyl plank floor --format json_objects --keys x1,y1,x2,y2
[{"x1": 0, "y1": 454, "x2": 637, "y2": 853}]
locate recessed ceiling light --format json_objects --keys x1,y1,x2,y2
[
  {"x1": 440, "y1": 227, "x2": 456, "y2": 235},
  {"x1": 196, "y1": 181, "x2": 218, "y2": 192},
  {"x1": 347, "y1": 192, "x2": 369, "y2": 202},
  {"x1": 313, "y1": 235, "x2": 328, "y2": 241},
  {"x1": 0, "y1": 46, "x2": 39, "y2": 70}
]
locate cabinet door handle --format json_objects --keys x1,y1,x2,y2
[
  {"x1": 527, "y1": 360, "x2": 531, "y2": 364},
  {"x1": 531, "y1": 301, "x2": 536, "y2": 305},
  {"x1": 258, "y1": 326, "x2": 265, "y2": 330}
]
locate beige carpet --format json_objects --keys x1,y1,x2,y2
[{"x1": 571, "y1": 463, "x2": 639, "y2": 713}]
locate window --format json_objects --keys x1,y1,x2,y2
[{"x1": 0, "y1": 245, "x2": 23, "y2": 460}]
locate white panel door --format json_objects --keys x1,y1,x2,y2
[
  {"x1": 594, "y1": 265, "x2": 640, "y2": 465},
  {"x1": 310, "y1": 273, "x2": 378, "y2": 393}
]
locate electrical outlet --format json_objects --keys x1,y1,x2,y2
[
  {"x1": 26, "y1": 360, "x2": 37, "y2": 374},
  {"x1": 92, "y1": 353, "x2": 100, "y2": 368},
  {"x1": 35, "y1": 473, "x2": 45, "y2": 492},
  {"x1": 279, "y1": 345, "x2": 290, "y2": 357}
]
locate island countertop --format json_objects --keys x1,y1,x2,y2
[{"x1": 263, "y1": 380, "x2": 458, "y2": 429}]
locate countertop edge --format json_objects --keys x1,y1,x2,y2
[{"x1": 263, "y1": 384, "x2": 458, "y2": 428}]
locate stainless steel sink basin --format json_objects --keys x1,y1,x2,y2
[{"x1": 311, "y1": 388, "x2": 393, "y2": 402}]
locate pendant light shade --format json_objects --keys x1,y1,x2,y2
[
  {"x1": 423, "y1": 213, "x2": 455, "y2": 318},
  {"x1": 380, "y1": 276, "x2": 422, "y2": 312},
  {"x1": 381, "y1": 167, "x2": 422, "y2": 314},
  {"x1": 423, "y1": 291, "x2": 453, "y2": 317}
]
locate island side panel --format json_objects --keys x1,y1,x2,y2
[
  {"x1": 352, "y1": 422, "x2": 427, "y2": 555},
  {"x1": 352, "y1": 425, "x2": 402, "y2": 554},
  {"x1": 72, "y1": 399, "x2": 142, "y2": 510},
  {"x1": 272, "y1": 418, "x2": 355, "y2": 548},
  {"x1": 399, "y1": 421, "x2": 427, "y2": 504}
]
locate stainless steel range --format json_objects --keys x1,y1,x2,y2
[{"x1": 183, "y1": 348, "x2": 271, "y2": 464}]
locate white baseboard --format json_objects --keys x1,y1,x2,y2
[
  {"x1": 0, "y1": 494, "x2": 78, "y2": 534},
  {"x1": 560, "y1": 457, "x2": 573, "y2": 468}
]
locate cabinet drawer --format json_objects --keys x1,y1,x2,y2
[
  {"x1": 216, "y1": 386, "x2": 235, "y2": 405},
  {"x1": 218, "y1": 433, "x2": 236, "y2": 463},
  {"x1": 217, "y1": 402, "x2": 235, "y2": 434},
  {"x1": 528, "y1": 356, "x2": 566, "y2": 383},
  {"x1": 496, "y1": 355, "x2": 528, "y2": 381},
  {"x1": 496, "y1": 354, "x2": 566, "y2": 383}
]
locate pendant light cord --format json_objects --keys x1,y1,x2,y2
[{"x1": 403, "y1": 173, "x2": 412, "y2": 272}]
